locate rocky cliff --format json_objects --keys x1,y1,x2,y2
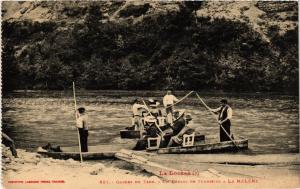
[{"x1": 2, "y1": 1, "x2": 298, "y2": 92}]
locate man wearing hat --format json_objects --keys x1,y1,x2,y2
[
  {"x1": 167, "y1": 113, "x2": 194, "y2": 147},
  {"x1": 76, "y1": 107, "x2": 88, "y2": 152},
  {"x1": 131, "y1": 98, "x2": 147, "y2": 131},
  {"x1": 210, "y1": 99, "x2": 233, "y2": 142},
  {"x1": 163, "y1": 90, "x2": 179, "y2": 125}
]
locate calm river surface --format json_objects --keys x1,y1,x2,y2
[{"x1": 2, "y1": 90, "x2": 299, "y2": 154}]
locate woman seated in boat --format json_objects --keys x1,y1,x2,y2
[
  {"x1": 167, "y1": 114, "x2": 195, "y2": 147},
  {"x1": 132, "y1": 116, "x2": 161, "y2": 150},
  {"x1": 144, "y1": 115, "x2": 167, "y2": 137},
  {"x1": 143, "y1": 116, "x2": 156, "y2": 135}
]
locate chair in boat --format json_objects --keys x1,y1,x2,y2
[
  {"x1": 182, "y1": 132, "x2": 195, "y2": 147},
  {"x1": 147, "y1": 136, "x2": 161, "y2": 150},
  {"x1": 157, "y1": 116, "x2": 166, "y2": 127}
]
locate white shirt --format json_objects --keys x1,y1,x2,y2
[
  {"x1": 76, "y1": 114, "x2": 88, "y2": 130},
  {"x1": 211, "y1": 106, "x2": 232, "y2": 120},
  {"x1": 163, "y1": 95, "x2": 179, "y2": 107},
  {"x1": 132, "y1": 103, "x2": 147, "y2": 116}
]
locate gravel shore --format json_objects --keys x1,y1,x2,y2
[{"x1": 2, "y1": 147, "x2": 300, "y2": 189}]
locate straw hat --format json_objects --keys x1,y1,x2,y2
[
  {"x1": 148, "y1": 98, "x2": 155, "y2": 103},
  {"x1": 149, "y1": 99, "x2": 160, "y2": 107}
]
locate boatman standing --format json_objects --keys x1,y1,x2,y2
[
  {"x1": 76, "y1": 107, "x2": 88, "y2": 152},
  {"x1": 132, "y1": 99, "x2": 147, "y2": 131},
  {"x1": 163, "y1": 90, "x2": 179, "y2": 125},
  {"x1": 210, "y1": 99, "x2": 233, "y2": 142}
]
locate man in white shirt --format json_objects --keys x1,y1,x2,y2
[
  {"x1": 132, "y1": 99, "x2": 147, "y2": 131},
  {"x1": 76, "y1": 107, "x2": 88, "y2": 152},
  {"x1": 210, "y1": 99, "x2": 233, "y2": 142},
  {"x1": 163, "y1": 90, "x2": 179, "y2": 125}
]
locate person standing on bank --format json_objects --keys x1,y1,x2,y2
[
  {"x1": 76, "y1": 107, "x2": 88, "y2": 152},
  {"x1": 163, "y1": 90, "x2": 179, "y2": 125},
  {"x1": 210, "y1": 99, "x2": 233, "y2": 142}
]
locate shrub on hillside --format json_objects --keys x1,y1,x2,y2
[{"x1": 119, "y1": 4, "x2": 151, "y2": 18}]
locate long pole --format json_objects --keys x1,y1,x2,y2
[
  {"x1": 166, "y1": 91, "x2": 194, "y2": 109},
  {"x1": 73, "y1": 82, "x2": 83, "y2": 162},
  {"x1": 195, "y1": 93, "x2": 238, "y2": 149}
]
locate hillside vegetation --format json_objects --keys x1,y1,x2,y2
[{"x1": 2, "y1": 1, "x2": 298, "y2": 93}]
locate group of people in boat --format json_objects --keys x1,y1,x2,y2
[
  {"x1": 129, "y1": 90, "x2": 190, "y2": 148},
  {"x1": 73, "y1": 91, "x2": 233, "y2": 152},
  {"x1": 2, "y1": 91, "x2": 233, "y2": 155},
  {"x1": 129, "y1": 90, "x2": 234, "y2": 150}
]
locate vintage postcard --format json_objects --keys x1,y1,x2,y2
[{"x1": 1, "y1": 1, "x2": 299, "y2": 189}]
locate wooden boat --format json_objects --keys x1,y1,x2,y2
[
  {"x1": 37, "y1": 142, "x2": 137, "y2": 160},
  {"x1": 156, "y1": 138, "x2": 248, "y2": 154},
  {"x1": 120, "y1": 130, "x2": 141, "y2": 139},
  {"x1": 37, "y1": 136, "x2": 247, "y2": 160}
]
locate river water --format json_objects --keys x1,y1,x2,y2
[{"x1": 2, "y1": 90, "x2": 299, "y2": 154}]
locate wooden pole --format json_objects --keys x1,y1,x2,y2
[
  {"x1": 165, "y1": 91, "x2": 194, "y2": 126},
  {"x1": 195, "y1": 93, "x2": 239, "y2": 149},
  {"x1": 166, "y1": 91, "x2": 194, "y2": 109},
  {"x1": 141, "y1": 99, "x2": 165, "y2": 139},
  {"x1": 73, "y1": 82, "x2": 83, "y2": 162}
]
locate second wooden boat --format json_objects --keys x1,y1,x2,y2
[
  {"x1": 37, "y1": 142, "x2": 137, "y2": 160},
  {"x1": 120, "y1": 130, "x2": 141, "y2": 139}
]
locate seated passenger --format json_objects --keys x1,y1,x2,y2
[
  {"x1": 132, "y1": 116, "x2": 160, "y2": 151},
  {"x1": 167, "y1": 114, "x2": 194, "y2": 147},
  {"x1": 143, "y1": 115, "x2": 157, "y2": 130},
  {"x1": 160, "y1": 111, "x2": 183, "y2": 145}
]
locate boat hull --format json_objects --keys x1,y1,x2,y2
[
  {"x1": 120, "y1": 130, "x2": 141, "y2": 139},
  {"x1": 38, "y1": 151, "x2": 116, "y2": 160},
  {"x1": 37, "y1": 139, "x2": 248, "y2": 160},
  {"x1": 37, "y1": 143, "x2": 136, "y2": 160},
  {"x1": 157, "y1": 139, "x2": 248, "y2": 154}
]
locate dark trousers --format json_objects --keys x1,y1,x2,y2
[
  {"x1": 220, "y1": 120, "x2": 231, "y2": 142},
  {"x1": 166, "y1": 106, "x2": 173, "y2": 124},
  {"x1": 166, "y1": 106, "x2": 173, "y2": 114},
  {"x1": 78, "y1": 128, "x2": 88, "y2": 152}
]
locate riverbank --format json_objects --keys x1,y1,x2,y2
[
  {"x1": 2, "y1": 147, "x2": 152, "y2": 189},
  {"x1": 2, "y1": 147, "x2": 300, "y2": 189}
]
